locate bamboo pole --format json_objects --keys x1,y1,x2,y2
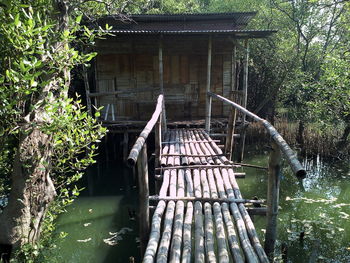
[
  {"x1": 123, "y1": 131, "x2": 129, "y2": 163},
  {"x1": 201, "y1": 131, "x2": 230, "y2": 164},
  {"x1": 225, "y1": 168, "x2": 269, "y2": 263},
  {"x1": 220, "y1": 168, "x2": 260, "y2": 263},
  {"x1": 159, "y1": 35, "x2": 167, "y2": 133},
  {"x1": 128, "y1": 95, "x2": 164, "y2": 166},
  {"x1": 143, "y1": 201, "x2": 166, "y2": 263},
  {"x1": 137, "y1": 144, "x2": 150, "y2": 256},
  {"x1": 185, "y1": 130, "x2": 201, "y2": 164},
  {"x1": 221, "y1": 203, "x2": 244, "y2": 263},
  {"x1": 161, "y1": 132, "x2": 170, "y2": 167},
  {"x1": 200, "y1": 169, "x2": 211, "y2": 198},
  {"x1": 157, "y1": 201, "x2": 175, "y2": 263},
  {"x1": 194, "y1": 201, "x2": 205, "y2": 263},
  {"x1": 155, "y1": 115, "x2": 162, "y2": 167},
  {"x1": 213, "y1": 202, "x2": 229, "y2": 263},
  {"x1": 83, "y1": 66, "x2": 92, "y2": 115},
  {"x1": 264, "y1": 141, "x2": 281, "y2": 260},
  {"x1": 239, "y1": 40, "x2": 249, "y2": 162},
  {"x1": 181, "y1": 202, "x2": 193, "y2": 263},
  {"x1": 184, "y1": 169, "x2": 194, "y2": 197},
  {"x1": 159, "y1": 170, "x2": 170, "y2": 198},
  {"x1": 169, "y1": 201, "x2": 184, "y2": 263},
  {"x1": 155, "y1": 164, "x2": 240, "y2": 171},
  {"x1": 182, "y1": 129, "x2": 195, "y2": 165},
  {"x1": 204, "y1": 202, "x2": 216, "y2": 262},
  {"x1": 193, "y1": 169, "x2": 202, "y2": 198},
  {"x1": 193, "y1": 129, "x2": 215, "y2": 164},
  {"x1": 170, "y1": 167, "x2": 185, "y2": 263},
  {"x1": 149, "y1": 196, "x2": 264, "y2": 204},
  {"x1": 205, "y1": 35, "x2": 213, "y2": 132},
  {"x1": 208, "y1": 92, "x2": 306, "y2": 178},
  {"x1": 225, "y1": 45, "x2": 237, "y2": 159},
  {"x1": 190, "y1": 130, "x2": 207, "y2": 164}
]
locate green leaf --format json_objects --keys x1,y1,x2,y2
[{"x1": 76, "y1": 14, "x2": 83, "y2": 24}]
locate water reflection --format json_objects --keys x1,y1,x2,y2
[{"x1": 241, "y1": 152, "x2": 350, "y2": 262}]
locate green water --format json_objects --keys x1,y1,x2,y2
[
  {"x1": 54, "y1": 153, "x2": 349, "y2": 263},
  {"x1": 240, "y1": 151, "x2": 350, "y2": 262},
  {"x1": 54, "y1": 163, "x2": 140, "y2": 263}
]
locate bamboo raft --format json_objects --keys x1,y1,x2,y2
[{"x1": 144, "y1": 128, "x2": 269, "y2": 263}]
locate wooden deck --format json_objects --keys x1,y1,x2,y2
[{"x1": 143, "y1": 128, "x2": 268, "y2": 263}]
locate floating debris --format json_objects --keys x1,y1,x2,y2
[
  {"x1": 103, "y1": 227, "x2": 133, "y2": 246},
  {"x1": 77, "y1": 238, "x2": 92, "y2": 243}
]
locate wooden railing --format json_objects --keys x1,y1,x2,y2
[
  {"x1": 207, "y1": 91, "x2": 306, "y2": 259},
  {"x1": 127, "y1": 94, "x2": 166, "y2": 255}
]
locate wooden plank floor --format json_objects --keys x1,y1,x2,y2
[{"x1": 143, "y1": 128, "x2": 269, "y2": 263}]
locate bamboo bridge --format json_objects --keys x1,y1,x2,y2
[{"x1": 127, "y1": 93, "x2": 306, "y2": 263}]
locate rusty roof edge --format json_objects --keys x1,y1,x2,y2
[{"x1": 97, "y1": 12, "x2": 258, "y2": 24}]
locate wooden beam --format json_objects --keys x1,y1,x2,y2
[
  {"x1": 83, "y1": 66, "x2": 92, "y2": 115},
  {"x1": 239, "y1": 40, "x2": 249, "y2": 162},
  {"x1": 159, "y1": 35, "x2": 167, "y2": 134},
  {"x1": 264, "y1": 141, "x2": 281, "y2": 260},
  {"x1": 225, "y1": 44, "x2": 237, "y2": 159},
  {"x1": 205, "y1": 35, "x2": 212, "y2": 132},
  {"x1": 138, "y1": 143, "x2": 150, "y2": 256}
]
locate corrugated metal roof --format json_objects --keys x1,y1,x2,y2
[{"x1": 95, "y1": 12, "x2": 258, "y2": 32}]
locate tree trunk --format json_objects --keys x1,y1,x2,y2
[
  {"x1": 0, "y1": 0, "x2": 69, "y2": 251},
  {"x1": 0, "y1": 128, "x2": 56, "y2": 247},
  {"x1": 337, "y1": 123, "x2": 350, "y2": 149}
]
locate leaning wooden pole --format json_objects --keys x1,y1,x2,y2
[
  {"x1": 264, "y1": 141, "x2": 281, "y2": 260},
  {"x1": 205, "y1": 35, "x2": 212, "y2": 132},
  {"x1": 225, "y1": 45, "x2": 237, "y2": 159},
  {"x1": 159, "y1": 35, "x2": 167, "y2": 133},
  {"x1": 83, "y1": 66, "x2": 92, "y2": 115},
  {"x1": 238, "y1": 40, "x2": 249, "y2": 162},
  {"x1": 208, "y1": 92, "x2": 306, "y2": 178},
  {"x1": 137, "y1": 143, "x2": 150, "y2": 256}
]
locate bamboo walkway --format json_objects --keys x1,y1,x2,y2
[{"x1": 143, "y1": 128, "x2": 269, "y2": 263}]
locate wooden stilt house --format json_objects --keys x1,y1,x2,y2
[{"x1": 86, "y1": 13, "x2": 276, "y2": 126}]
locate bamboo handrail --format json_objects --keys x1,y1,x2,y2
[
  {"x1": 208, "y1": 92, "x2": 306, "y2": 178},
  {"x1": 127, "y1": 94, "x2": 164, "y2": 166}
]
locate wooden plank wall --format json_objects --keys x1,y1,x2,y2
[{"x1": 95, "y1": 35, "x2": 234, "y2": 121}]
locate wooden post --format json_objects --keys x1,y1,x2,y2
[
  {"x1": 205, "y1": 35, "x2": 213, "y2": 132},
  {"x1": 225, "y1": 45, "x2": 237, "y2": 159},
  {"x1": 159, "y1": 35, "x2": 167, "y2": 133},
  {"x1": 264, "y1": 141, "x2": 281, "y2": 260},
  {"x1": 238, "y1": 40, "x2": 249, "y2": 162},
  {"x1": 83, "y1": 66, "x2": 92, "y2": 115},
  {"x1": 123, "y1": 131, "x2": 129, "y2": 163},
  {"x1": 154, "y1": 116, "x2": 162, "y2": 192},
  {"x1": 137, "y1": 143, "x2": 150, "y2": 256}
]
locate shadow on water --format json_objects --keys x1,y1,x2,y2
[{"x1": 54, "y1": 160, "x2": 141, "y2": 263}]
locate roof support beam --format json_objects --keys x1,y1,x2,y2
[{"x1": 159, "y1": 34, "x2": 167, "y2": 133}]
